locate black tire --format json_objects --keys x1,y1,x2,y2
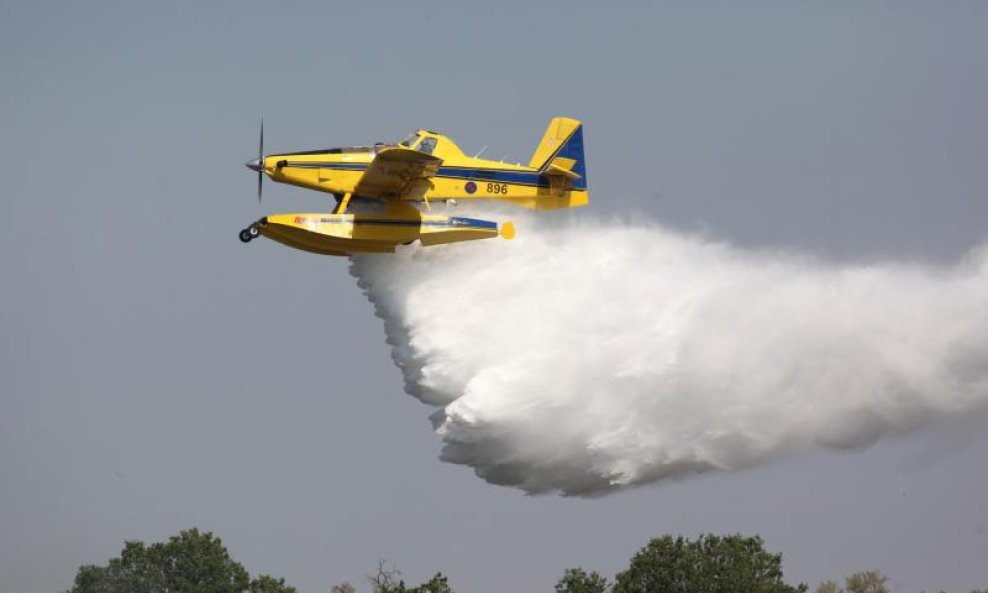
[
  {"x1": 239, "y1": 229, "x2": 252, "y2": 243},
  {"x1": 248, "y1": 225, "x2": 261, "y2": 238}
]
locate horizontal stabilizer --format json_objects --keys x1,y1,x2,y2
[{"x1": 544, "y1": 157, "x2": 582, "y2": 181}]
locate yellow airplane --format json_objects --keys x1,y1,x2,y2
[{"x1": 239, "y1": 117, "x2": 588, "y2": 255}]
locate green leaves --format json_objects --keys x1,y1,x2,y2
[
  {"x1": 370, "y1": 570, "x2": 454, "y2": 593},
  {"x1": 249, "y1": 575, "x2": 297, "y2": 593},
  {"x1": 70, "y1": 528, "x2": 980, "y2": 593},
  {"x1": 607, "y1": 534, "x2": 807, "y2": 593},
  {"x1": 555, "y1": 568, "x2": 610, "y2": 593},
  {"x1": 64, "y1": 528, "x2": 295, "y2": 593}
]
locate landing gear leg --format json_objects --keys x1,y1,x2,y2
[{"x1": 334, "y1": 192, "x2": 352, "y2": 215}]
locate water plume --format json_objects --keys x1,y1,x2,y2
[{"x1": 350, "y1": 210, "x2": 988, "y2": 495}]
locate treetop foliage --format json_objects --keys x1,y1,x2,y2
[
  {"x1": 64, "y1": 528, "x2": 296, "y2": 593},
  {"x1": 610, "y1": 533, "x2": 807, "y2": 593},
  {"x1": 366, "y1": 560, "x2": 453, "y2": 593},
  {"x1": 65, "y1": 528, "x2": 986, "y2": 593},
  {"x1": 555, "y1": 567, "x2": 610, "y2": 593}
]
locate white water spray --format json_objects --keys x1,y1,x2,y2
[{"x1": 350, "y1": 211, "x2": 988, "y2": 495}]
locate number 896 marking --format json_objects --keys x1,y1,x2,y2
[{"x1": 487, "y1": 182, "x2": 508, "y2": 194}]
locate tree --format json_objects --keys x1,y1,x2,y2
[
  {"x1": 611, "y1": 534, "x2": 807, "y2": 593},
  {"x1": 405, "y1": 573, "x2": 454, "y2": 593},
  {"x1": 64, "y1": 528, "x2": 296, "y2": 593},
  {"x1": 814, "y1": 581, "x2": 842, "y2": 593},
  {"x1": 250, "y1": 575, "x2": 296, "y2": 593},
  {"x1": 368, "y1": 560, "x2": 403, "y2": 593},
  {"x1": 843, "y1": 571, "x2": 888, "y2": 593},
  {"x1": 556, "y1": 567, "x2": 610, "y2": 593},
  {"x1": 813, "y1": 571, "x2": 890, "y2": 593},
  {"x1": 367, "y1": 561, "x2": 454, "y2": 593}
]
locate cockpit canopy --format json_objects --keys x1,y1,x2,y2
[
  {"x1": 396, "y1": 130, "x2": 463, "y2": 158},
  {"x1": 398, "y1": 131, "x2": 438, "y2": 155},
  {"x1": 276, "y1": 130, "x2": 464, "y2": 160}
]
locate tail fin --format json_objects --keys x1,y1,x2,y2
[{"x1": 528, "y1": 117, "x2": 587, "y2": 191}]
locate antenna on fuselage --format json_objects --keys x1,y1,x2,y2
[{"x1": 473, "y1": 145, "x2": 488, "y2": 158}]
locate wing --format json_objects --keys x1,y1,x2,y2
[{"x1": 355, "y1": 147, "x2": 443, "y2": 200}]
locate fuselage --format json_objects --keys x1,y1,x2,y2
[{"x1": 256, "y1": 129, "x2": 589, "y2": 210}]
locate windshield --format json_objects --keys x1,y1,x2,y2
[
  {"x1": 418, "y1": 137, "x2": 437, "y2": 155},
  {"x1": 399, "y1": 133, "x2": 421, "y2": 148}
]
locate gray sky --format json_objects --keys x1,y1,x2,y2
[{"x1": 2, "y1": 2, "x2": 987, "y2": 592}]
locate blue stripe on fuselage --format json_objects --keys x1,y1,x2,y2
[
  {"x1": 281, "y1": 161, "x2": 553, "y2": 188},
  {"x1": 315, "y1": 216, "x2": 497, "y2": 230},
  {"x1": 436, "y1": 166, "x2": 546, "y2": 187}
]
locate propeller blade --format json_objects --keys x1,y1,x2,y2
[{"x1": 257, "y1": 119, "x2": 264, "y2": 203}]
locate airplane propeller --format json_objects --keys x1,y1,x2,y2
[{"x1": 245, "y1": 119, "x2": 264, "y2": 202}]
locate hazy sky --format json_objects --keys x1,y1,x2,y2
[{"x1": 2, "y1": 2, "x2": 987, "y2": 592}]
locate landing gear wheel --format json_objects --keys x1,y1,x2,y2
[
  {"x1": 248, "y1": 225, "x2": 261, "y2": 239},
  {"x1": 239, "y1": 229, "x2": 252, "y2": 243}
]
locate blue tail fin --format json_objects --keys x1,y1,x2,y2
[{"x1": 529, "y1": 117, "x2": 587, "y2": 191}]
